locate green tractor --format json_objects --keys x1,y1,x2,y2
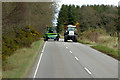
[{"x1": 43, "y1": 26, "x2": 60, "y2": 41}]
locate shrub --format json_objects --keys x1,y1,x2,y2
[{"x1": 2, "y1": 26, "x2": 40, "y2": 61}]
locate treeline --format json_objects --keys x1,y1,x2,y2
[
  {"x1": 57, "y1": 4, "x2": 118, "y2": 36},
  {"x1": 2, "y1": 2, "x2": 56, "y2": 60},
  {"x1": 118, "y1": 6, "x2": 120, "y2": 33}
]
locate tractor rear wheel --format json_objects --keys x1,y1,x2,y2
[
  {"x1": 57, "y1": 38, "x2": 59, "y2": 41},
  {"x1": 73, "y1": 35, "x2": 77, "y2": 42},
  {"x1": 44, "y1": 38, "x2": 48, "y2": 41},
  {"x1": 64, "y1": 35, "x2": 67, "y2": 42}
]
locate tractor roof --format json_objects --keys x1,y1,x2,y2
[{"x1": 67, "y1": 25, "x2": 76, "y2": 28}]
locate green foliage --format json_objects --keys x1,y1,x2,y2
[
  {"x1": 79, "y1": 28, "x2": 107, "y2": 42},
  {"x1": 2, "y1": 26, "x2": 40, "y2": 61},
  {"x1": 92, "y1": 45, "x2": 119, "y2": 60},
  {"x1": 90, "y1": 4, "x2": 109, "y2": 13},
  {"x1": 57, "y1": 4, "x2": 77, "y2": 32},
  {"x1": 2, "y1": 39, "x2": 44, "y2": 78},
  {"x1": 2, "y1": 2, "x2": 56, "y2": 61},
  {"x1": 57, "y1": 4, "x2": 118, "y2": 36},
  {"x1": 117, "y1": 6, "x2": 120, "y2": 33}
]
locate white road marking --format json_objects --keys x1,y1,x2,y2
[
  {"x1": 42, "y1": 42, "x2": 46, "y2": 52},
  {"x1": 33, "y1": 53, "x2": 43, "y2": 79},
  {"x1": 33, "y1": 42, "x2": 46, "y2": 79},
  {"x1": 70, "y1": 51, "x2": 72, "y2": 53},
  {"x1": 66, "y1": 47, "x2": 68, "y2": 48},
  {"x1": 75, "y1": 56, "x2": 79, "y2": 61},
  {"x1": 84, "y1": 67, "x2": 92, "y2": 75}
]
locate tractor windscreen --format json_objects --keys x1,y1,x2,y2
[
  {"x1": 67, "y1": 27, "x2": 75, "y2": 31},
  {"x1": 46, "y1": 27, "x2": 57, "y2": 33}
]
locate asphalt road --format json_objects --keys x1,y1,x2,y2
[{"x1": 29, "y1": 39, "x2": 118, "y2": 78}]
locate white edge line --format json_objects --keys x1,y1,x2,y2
[
  {"x1": 84, "y1": 67, "x2": 92, "y2": 75},
  {"x1": 33, "y1": 53, "x2": 43, "y2": 79},
  {"x1": 75, "y1": 56, "x2": 79, "y2": 61},
  {"x1": 42, "y1": 42, "x2": 46, "y2": 52},
  {"x1": 33, "y1": 42, "x2": 46, "y2": 79}
]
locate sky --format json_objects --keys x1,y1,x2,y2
[{"x1": 53, "y1": 0, "x2": 120, "y2": 26}]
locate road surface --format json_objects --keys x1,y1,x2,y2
[{"x1": 28, "y1": 39, "x2": 118, "y2": 78}]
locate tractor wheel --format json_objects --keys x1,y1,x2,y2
[
  {"x1": 57, "y1": 38, "x2": 59, "y2": 41},
  {"x1": 64, "y1": 35, "x2": 67, "y2": 42},
  {"x1": 73, "y1": 35, "x2": 77, "y2": 42},
  {"x1": 44, "y1": 38, "x2": 48, "y2": 41}
]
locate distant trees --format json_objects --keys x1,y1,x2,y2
[
  {"x1": 117, "y1": 5, "x2": 120, "y2": 48},
  {"x1": 56, "y1": 4, "x2": 77, "y2": 32},
  {"x1": 57, "y1": 4, "x2": 118, "y2": 36},
  {"x1": 117, "y1": 6, "x2": 120, "y2": 33}
]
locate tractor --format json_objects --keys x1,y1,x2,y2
[
  {"x1": 64, "y1": 22, "x2": 79, "y2": 42},
  {"x1": 43, "y1": 26, "x2": 60, "y2": 41}
]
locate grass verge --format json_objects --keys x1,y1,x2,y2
[
  {"x1": 78, "y1": 39, "x2": 119, "y2": 60},
  {"x1": 78, "y1": 39, "x2": 95, "y2": 45},
  {"x1": 91, "y1": 45, "x2": 119, "y2": 60},
  {"x1": 2, "y1": 39, "x2": 44, "y2": 78},
  {"x1": 60, "y1": 35, "x2": 64, "y2": 39}
]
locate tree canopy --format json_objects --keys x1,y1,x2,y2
[{"x1": 57, "y1": 4, "x2": 118, "y2": 36}]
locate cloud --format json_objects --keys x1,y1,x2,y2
[{"x1": 119, "y1": 1, "x2": 120, "y2": 6}]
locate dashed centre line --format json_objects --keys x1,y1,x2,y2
[
  {"x1": 75, "y1": 56, "x2": 79, "y2": 61},
  {"x1": 84, "y1": 67, "x2": 92, "y2": 75},
  {"x1": 64, "y1": 43, "x2": 93, "y2": 76},
  {"x1": 70, "y1": 51, "x2": 72, "y2": 53}
]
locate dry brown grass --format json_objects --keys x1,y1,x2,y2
[
  {"x1": 97, "y1": 35, "x2": 118, "y2": 50},
  {"x1": 79, "y1": 28, "x2": 118, "y2": 51}
]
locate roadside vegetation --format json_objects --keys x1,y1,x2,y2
[
  {"x1": 78, "y1": 28, "x2": 119, "y2": 60},
  {"x1": 2, "y1": 39, "x2": 44, "y2": 78},
  {"x1": 57, "y1": 4, "x2": 119, "y2": 60},
  {"x1": 92, "y1": 45, "x2": 119, "y2": 60},
  {"x1": 2, "y1": 26, "x2": 40, "y2": 60},
  {"x1": 2, "y1": 2, "x2": 56, "y2": 78}
]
